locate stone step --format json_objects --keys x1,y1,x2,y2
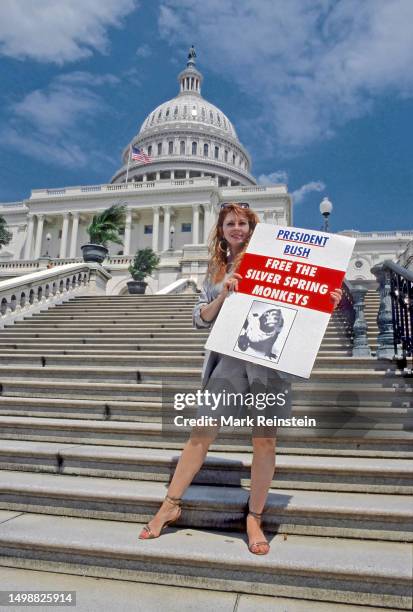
[
  {"x1": 1, "y1": 377, "x2": 410, "y2": 403},
  {"x1": 0, "y1": 566, "x2": 394, "y2": 612},
  {"x1": 0, "y1": 472, "x2": 411, "y2": 541},
  {"x1": 0, "y1": 337, "x2": 208, "y2": 346},
  {"x1": 0, "y1": 346, "x2": 354, "y2": 357},
  {"x1": 0, "y1": 366, "x2": 406, "y2": 385},
  {"x1": 0, "y1": 342, "x2": 353, "y2": 354},
  {"x1": 0, "y1": 511, "x2": 410, "y2": 608},
  {"x1": 0, "y1": 440, "x2": 411, "y2": 494},
  {"x1": 0, "y1": 354, "x2": 392, "y2": 370},
  {"x1": 0, "y1": 396, "x2": 409, "y2": 427},
  {"x1": 0, "y1": 416, "x2": 411, "y2": 453}
]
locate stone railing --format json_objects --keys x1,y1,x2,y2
[
  {"x1": 398, "y1": 241, "x2": 413, "y2": 271},
  {"x1": 0, "y1": 263, "x2": 111, "y2": 328},
  {"x1": 156, "y1": 278, "x2": 198, "y2": 295},
  {"x1": 29, "y1": 177, "x2": 217, "y2": 200},
  {"x1": 337, "y1": 280, "x2": 372, "y2": 357}
]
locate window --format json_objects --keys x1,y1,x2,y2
[
  {"x1": 217, "y1": 114, "x2": 221, "y2": 125},
  {"x1": 214, "y1": 146, "x2": 219, "y2": 159},
  {"x1": 168, "y1": 141, "x2": 173, "y2": 154},
  {"x1": 180, "y1": 141, "x2": 186, "y2": 155},
  {"x1": 355, "y1": 260, "x2": 364, "y2": 269},
  {"x1": 150, "y1": 114, "x2": 155, "y2": 125},
  {"x1": 157, "y1": 142, "x2": 162, "y2": 156},
  {"x1": 183, "y1": 105, "x2": 187, "y2": 117},
  {"x1": 209, "y1": 111, "x2": 214, "y2": 123},
  {"x1": 224, "y1": 149, "x2": 228, "y2": 162},
  {"x1": 201, "y1": 107, "x2": 206, "y2": 120},
  {"x1": 147, "y1": 145, "x2": 152, "y2": 156},
  {"x1": 158, "y1": 110, "x2": 162, "y2": 119},
  {"x1": 174, "y1": 106, "x2": 178, "y2": 117},
  {"x1": 165, "y1": 108, "x2": 170, "y2": 118},
  {"x1": 144, "y1": 225, "x2": 153, "y2": 234},
  {"x1": 192, "y1": 141, "x2": 197, "y2": 155},
  {"x1": 223, "y1": 117, "x2": 227, "y2": 128},
  {"x1": 181, "y1": 223, "x2": 191, "y2": 232},
  {"x1": 233, "y1": 153, "x2": 236, "y2": 164},
  {"x1": 203, "y1": 143, "x2": 209, "y2": 157}
]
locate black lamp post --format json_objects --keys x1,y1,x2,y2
[{"x1": 320, "y1": 197, "x2": 333, "y2": 232}]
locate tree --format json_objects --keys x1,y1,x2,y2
[{"x1": 0, "y1": 215, "x2": 12, "y2": 248}]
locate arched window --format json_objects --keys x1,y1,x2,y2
[
  {"x1": 147, "y1": 145, "x2": 152, "y2": 156},
  {"x1": 150, "y1": 114, "x2": 155, "y2": 125},
  {"x1": 157, "y1": 142, "x2": 162, "y2": 156},
  {"x1": 209, "y1": 111, "x2": 214, "y2": 123},
  {"x1": 165, "y1": 108, "x2": 170, "y2": 118},
  {"x1": 168, "y1": 141, "x2": 173, "y2": 154},
  {"x1": 203, "y1": 143, "x2": 209, "y2": 157},
  {"x1": 214, "y1": 146, "x2": 219, "y2": 159},
  {"x1": 233, "y1": 153, "x2": 236, "y2": 164},
  {"x1": 158, "y1": 110, "x2": 162, "y2": 119},
  {"x1": 217, "y1": 114, "x2": 221, "y2": 125},
  {"x1": 174, "y1": 106, "x2": 178, "y2": 117},
  {"x1": 223, "y1": 117, "x2": 227, "y2": 128},
  {"x1": 201, "y1": 107, "x2": 206, "y2": 120},
  {"x1": 192, "y1": 141, "x2": 197, "y2": 155},
  {"x1": 180, "y1": 141, "x2": 185, "y2": 155},
  {"x1": 224, "y1": 149, "x2": 228, "y2": 162}
]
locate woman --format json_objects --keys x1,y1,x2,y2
[{"x1": 139, "y1": 202, "x2": 342, "y2": 554}]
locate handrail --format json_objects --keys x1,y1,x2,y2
[{"x1": 376, "y1": 260, "x2": 413, "y2": 371}]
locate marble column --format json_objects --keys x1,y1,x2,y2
[
  {"x1": 152, "y1": 207, "x2": 160, "y2": 252},
  {"x1": 203, "y1": 204, "x2": 215, "y2": 243},
  {"x1": 123, "y1": 209, "x2": 132, "y2": 256},
  {"x1": 24, "y1": 215, "x2": 35, "y2": 260},
  {"x1": 69, "y1": 212, "x2": 80, "y2": 258},
  {"x1": 192, "y1": 205, "x2": 199, "y2": 244},
  {"x1": 60, "y1": 213, "x2": 69, "y2": 259},
  {"x1": 163, "y1": 207, "x2": 171, "y2": 251},
  {"x1": 34, "y1": 214, "x2": 44, "y2": 259}
]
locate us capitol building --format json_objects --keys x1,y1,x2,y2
[{"x1": 0, "y1": 48, "x2": 411, "y2": 294}]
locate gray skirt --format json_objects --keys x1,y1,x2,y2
[{"x1": 195, "y1": 354, "x2": 292, "y2": 437}]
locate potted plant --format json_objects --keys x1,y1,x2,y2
[
  {"x1": 81, "y1": 203, "x2": 126, "y2": 263},
  {"x1": 127, "y1": 247, "x2": 160, "y2": 294}
]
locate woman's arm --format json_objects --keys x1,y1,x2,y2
[{"x1": 199, "y1": 272, "x2": 242, "y2": 322}]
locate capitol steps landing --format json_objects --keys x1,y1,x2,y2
[{"x1": 0, "y1": 294, "x2": 412, "y2": 609}]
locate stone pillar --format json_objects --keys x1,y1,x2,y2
[
  {"x1": 171, "y1": 170, "x2": 175, "y2": 180},
  {"x1": 69, "y1": 212, "x2": 80, "y2": 258},
  {"x1": 192, "y1": 205, "x2": 199, "y2": 244},
  {"x1": 124, "y1": 209, "x2": 132, "y2": 256},
  {"x1": 163, "y1": 207, "x2": 171, "y2": 251},
  {"x1": 203, "y1": 204, "x2": 215, "y2": 243},
  {"x1": 227, "y1": 178, "x2": 231, "y2": 186},
  {"x1": 372, "y1": 264, "x2": 394, "y2": 359},
  {"x1": 152, "y1": 207, "x2": 160, "y2": 252},
  {"x1": 60, "y1": 213, "x2": 70, "y2": 259},
  {"x1": 24, "y1": 215, "x2": 35, "y2": 259},
  {"x1": 156, "y1": 172, "x2": 160, "y2": 181},
  {"x1": 351, "y1": 285, "x2": 372, "y2": 357},
  {"x1": 34, "y1": 214, "x2": 44, "y2": 259}
]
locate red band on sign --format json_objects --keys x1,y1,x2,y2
[{"x1": 237, "y1": 253, "x2": 344, "y2": 314}]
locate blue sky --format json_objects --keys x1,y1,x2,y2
[{"x1": 0, "y1": 0, "x2": 412, "y2": 232}]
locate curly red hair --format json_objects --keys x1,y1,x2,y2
[{"x1": 207, "y1": 203, "x2": 259, "y2": 283}]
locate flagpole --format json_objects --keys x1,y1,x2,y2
[{"x1": 125, "y1": 145, "x2": 132, "y2": 184}]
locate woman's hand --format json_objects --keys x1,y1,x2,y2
[
  {"x1": 330, "y1": 287, "x2": 343, "y2": 310},
  {"x1": 220, "y1": 273, "x2": 243, "y2": 298}
]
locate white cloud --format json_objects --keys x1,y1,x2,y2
[
  {"x1": 0, "y1": 0, "x2": 137, "y2": 64},
  {"x1": 2, "y1": 72, "x2": 119, "y2": 169},
  {"x1": 257, "y1": 171, "x2": 288, "y2": 186},
  {"x1": 292, "y1": 181, "x2": 326, "y2": 205},
  {"x1": 158, "y1": 0, "x2": 413, "y2": 151},
  {"x1": 136, "y1": 44, "x2": 151, "y2": 58}
]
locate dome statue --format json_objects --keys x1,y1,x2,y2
[{"x1": 111, "y1": 47, "x2": 256, "y2": 187}]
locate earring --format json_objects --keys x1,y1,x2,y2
[{"x1": 219, "y1": 239, "x2": 228, "y2": 254}]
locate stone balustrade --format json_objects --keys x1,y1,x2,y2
[{"x1": 0, "y1": 263, "x2": 111, "y2": 328}]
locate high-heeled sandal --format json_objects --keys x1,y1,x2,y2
[
  {"x1": 244, "y1": 497, "x2": 270, "y2": 555},
  {"x1": 138, "y1": 495, "x2": 182, "y2": 540}
]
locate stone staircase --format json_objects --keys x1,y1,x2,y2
[{"x1": 0, "y1": 294, "x2": 411, "y2": 609}]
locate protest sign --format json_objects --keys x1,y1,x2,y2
[{"x1": 205, "y1": 223, "x2": 356, "y2": 378}]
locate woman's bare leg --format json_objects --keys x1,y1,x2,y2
[
  {"x1": 247, "y1": 436, "x2": 276, "y2": 552},
  {"x1": 139, "y1": 426, "x2": 219, "y2": 537}
]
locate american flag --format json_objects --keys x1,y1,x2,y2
[{"x1": 131, "y1": 145, "x2": 152, "y2": 164}]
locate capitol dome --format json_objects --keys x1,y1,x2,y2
[{"x1": 111, "y1": 47, "x2": 256, "y2": 187}]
